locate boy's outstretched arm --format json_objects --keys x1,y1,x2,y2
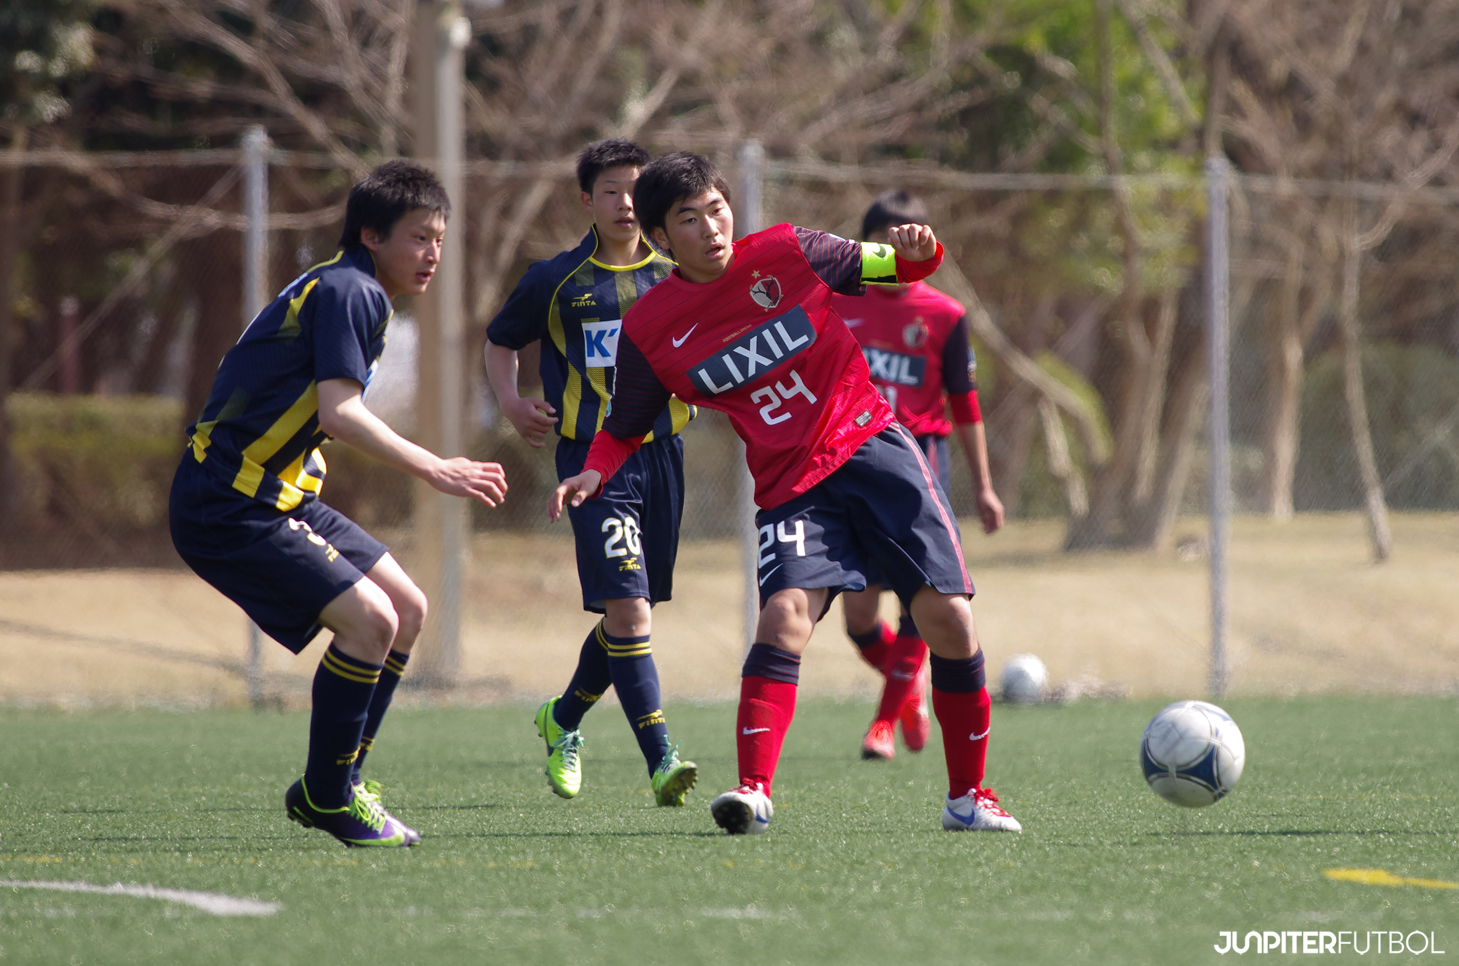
[
  {"x1": 484, "y1": 341, "x2": 557, "y2": 447},
  {"x1": 545, "y1": 331, "x2": 664, "y2": 522},
  {"x1": 549, "y1": 469, "x2": 603, "y2": 522},
  {"x1": 317, "y1": 377, "x2": 508, "y2": 507}
]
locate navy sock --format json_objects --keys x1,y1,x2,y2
[
  {"x1": 305, "y1": 643, "x2": 381, "y2": 809},
  {"x1": 553, "y1": 622, "x2": 612, "y2": 731},
  {"x1": 603, "y1": 626, "x2": 671, "y2": 774},
  {"x1": 929, "y1": 650, "x2": 986, "y2": 693},
  {"x1": 351, "y1": 649, "x2": 408, "y2": 785},
  {"x1": 742, "y1": 642, "x2": 802, "y2": 684}
]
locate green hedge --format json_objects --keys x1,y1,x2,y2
[
  {"x1": 7, "y1": 392, "x2": 187, "y2": 537},
  {"x1": 1295, "y1": 342, "x2": 1459, "y2": 510},
  {"x1": 0, "y1": 394, "x2": 755, "y2": 543}
]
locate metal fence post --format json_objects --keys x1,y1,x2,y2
[
  {"x1": 736, "y1": 140, "x2": 765, "y2": 652},
  {"x1": 1205, "y1": 155, "x2": 1231, "y2": 700},
  {"x1": 242, "y1": 124, "x2": 270, "y2": 709},
  {"x1": 410, "y1": 1, "x2": 469, "y2": 688}
]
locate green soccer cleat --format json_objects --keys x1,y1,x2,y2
[
  {"x1": 650, "y1": 743, "x2": 698, "y2": 807},
  {"x1": 353, "y1": 779, "x2": 421, "y2": 845},
  {"x1": 285, "y1": 778, "x2": 413, "y2": 848},
  {"x1": 534, "y1": 697, "x2": 585, "y2": 799}
]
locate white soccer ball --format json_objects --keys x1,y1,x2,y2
[
  {"x1": 1140, "y1": 700, "x2": 1245, "y2": 807},
  {"x1": 1000, "y1": 653, "x2": 1049, "y2": 704}
]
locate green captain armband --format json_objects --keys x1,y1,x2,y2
[{"x1": 860, "y1": 241, "x2": 899, "y2": 286}]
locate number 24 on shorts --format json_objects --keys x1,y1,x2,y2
[{"x1": 758, "y1": 520, "x2": 807, "y2": 566}]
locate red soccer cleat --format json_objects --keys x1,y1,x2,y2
[{"x1": 861, "y1": 719, "x2": 896, "y2": 760}]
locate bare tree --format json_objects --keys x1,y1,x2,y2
[{"x1": 1221, "y1": 0, "x2": 1459, "y2": 558}]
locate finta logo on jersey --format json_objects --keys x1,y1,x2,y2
[
  {"x1": 863, "y1": 346, "x2": 927, "y2": 387},
  {"x1": 582, "y1": 319, "x2": 622, "y2": 367},
  {"x1": 750, "y1": 273, "x2": 783, "y2": 310},
  {"x1": 689, "y1": 306, "x2": 816, "y2": 397}
]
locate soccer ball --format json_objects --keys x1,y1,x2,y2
[
  {"x1": 1139, "y1": 700, "x2": 1245, "y2": 807},
  {"x1": 1000, "y1": 653, "x2": 1048, "y2": 704}
]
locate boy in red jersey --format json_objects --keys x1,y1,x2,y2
[
  {"x1": 834, "y1": 190, "x2": 1005, "y2": 762},
  {"x1": 550, "y1": 152, "x2": 1020, "y2": 836}
]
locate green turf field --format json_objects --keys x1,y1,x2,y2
[{"x1": 2, "y1": 696, "x2": 1456, "y2": 964}]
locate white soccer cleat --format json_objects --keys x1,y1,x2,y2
[
  {"x1": 941, "y1": 788, "x2": 1022, "y2": 832},
  {"x1": 710, "y1": 783, "x2": 774, "y2": 835}
]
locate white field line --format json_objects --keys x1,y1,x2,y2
[{"x1": 0, "y1": 879, "x2": 280, "y2": 916}]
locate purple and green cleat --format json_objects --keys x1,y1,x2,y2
[
  {"x1": 285, "y1": 778, "x2": 416, "y2": 848},
  {"x1": 353, "y1": 778, "x2": 421, "y2": 845}
]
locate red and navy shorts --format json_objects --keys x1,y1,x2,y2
[
  {"x1": 915, "y1": 433, "x2": 952, "y2": 494},
  {"x1": 556, "y1": 433, "x2": 685, "y2": 613},
  {"x1": 754, "y1": 424, "x2": 972, "y2": 615},
  {"x1": 169, "y1": 459, "x2": 388, "y2": 653}
]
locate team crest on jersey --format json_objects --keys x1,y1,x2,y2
[
  {"x1": 750, "y1": 274, "x2": 783, "y2": 310},
  {"x1": 903, "y1": 317, "x2": 928, "y2": 349}
]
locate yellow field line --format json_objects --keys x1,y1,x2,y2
[{"x1": 1324, "y1": 868, "x2": 1459, "y2": 890}]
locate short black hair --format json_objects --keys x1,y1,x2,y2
[
  {"x1": 576, "y1": 138, "x2": 651, "y2": 195},
  {"x1": 633, "y1": 151, "x2": 733, "y2": 239},
  {"x1": 861, "y1": 189, "x2": 930, "y2": 240},
  {"x1": 338, "y1": 160, "x2": 451, "y2": 250}
]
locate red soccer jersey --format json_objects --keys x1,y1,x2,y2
[
  {"x1": 584, "y1": 223, "x2": 942, "y2": 509},
  {"x1": 832, "y1": 281, "x2": 977, "y2": 438}
]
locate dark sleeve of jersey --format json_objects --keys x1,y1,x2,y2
[
  {"x1": 601, "y1": 331, "x2": 671, "y2": 440},
  {"x1": 942, "y1": 314, "x2": 975, "y2": 394},
  {"x1": 485, "y1": 263, "x2": 549, "y2": 350},
  {"x1": 313, "y1": 278, "x2": 388, "y2": 386},
  {"x1": 794, "y1": 226, "x2": 865, "y2": 295}
]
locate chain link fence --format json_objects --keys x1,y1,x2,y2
[{"x1": 3, "y1": 146, "x2": 1457, "y2": 706}]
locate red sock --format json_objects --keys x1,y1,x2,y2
[
  {"x1": 850, "y1": 619, "x2": 895, "y2": 674},
  {"x1": 875, "y1": 635, "x2": 928, "y2": 724},
  {"x1": 931, "y1": 685, "x2": 991, "y2": 799},
  {"x1": 736, "y1": 675, "x2": 797, "y2": 797}
]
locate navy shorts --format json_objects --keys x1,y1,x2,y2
[
  {"x1": 556, "y1": 433, "x2": 685, "y2": 613},
  {"x1": 169, "y1": 459, "x2": 388, "y2": 653},
  {"x1": 863, "y1": 432, "x2": 951, "y2": 589},
  {"x1": 915, "y1": 433, "x2": 952, "y2": 494},
  {"x1": 755, "y1": 424, "x2": 973, "y2": 616}
]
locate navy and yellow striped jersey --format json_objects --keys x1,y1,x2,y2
[
  {"x1": 186, "y1": 246, "x2": 391, "y2": 511},
  {"x1": 486, "y1": 226, "x2": 694, "y2": 442}
]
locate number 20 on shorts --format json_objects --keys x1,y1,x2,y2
[{"x1": 602, "y1": 515, "x2": 642, "y2": 558}]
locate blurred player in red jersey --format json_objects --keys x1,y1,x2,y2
[
  {"x1": 550, "y1": 153, "x2": 1021, "y2": 836},
  {"x1": 833, "y1": 190, "x2": 1005, "y2": 762}
]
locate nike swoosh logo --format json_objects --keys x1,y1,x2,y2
[
  {"x1": 889, "y1": 670, "x2": 915, "y2": 680},
  {"x1": 970, "y1": 728, "x2": 989, "y2": 741},
  {"x1": 844, "y1": 317, "x2": 866, "y2": 327},
  {"x1": 742, "y1": 727, "x2": 771, "y2": 735},
  {"x1": 758, "y1": 564, "x2": 782, "y2": 587},
  {"x1": 671, "y1": 323, "x2": 699, "y2": 347}
]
